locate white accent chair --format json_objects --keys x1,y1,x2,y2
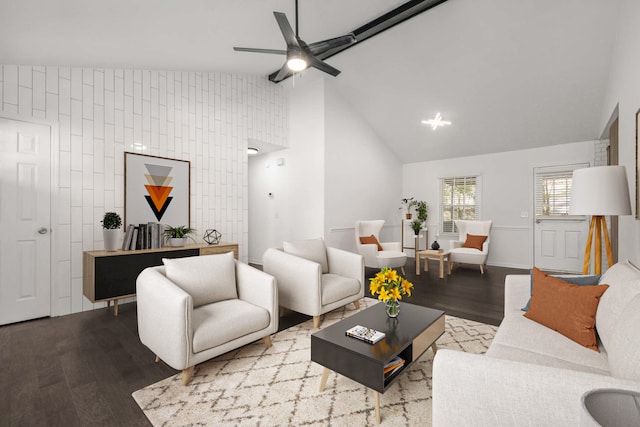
[
  {"x1": 136, "y1": 252, "x2": 278, "y2": 385},
  {"x1": 262, "y1": 238, "x2": 364, "y2": 329},
  {"x1": 355, "y1": 220, "x2": 407, "y2": 274},
  {"x1": 449, "y1": 220, "x2": 493, "y2": 274}
]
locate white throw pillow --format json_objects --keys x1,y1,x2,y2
[
  {"x1": 596, "y1": 261, "x2": 640, "y2": 350},
  {"x1": 283, "y1": 238, "x2": 329, "y2": 273},
  {"x1": 607, "y1": 294, "x2": 640, "y2": 381},
  {"x1": 163, "y1": 252, "x2": 237, "y2": 307}
]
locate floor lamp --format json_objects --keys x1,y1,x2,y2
[{"x1": 569, "y1": 165, "x2": 632, "y2": 274}]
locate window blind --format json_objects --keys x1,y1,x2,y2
[
  {"x1": 534, "y1": 164, "x2": 589, "y2": 216},
  {"x1": 439, "y1": 175, "x2": 481, "y2": 233}
]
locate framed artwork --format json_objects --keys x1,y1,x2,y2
[
  {"x1": 124, "y1": 152, "x2": 190, "y2": 227},
  {"x1": 637, "y1": 108, "x2": 640, "y2": 219}
]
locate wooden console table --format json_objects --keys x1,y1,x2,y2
[{"x1": 83, "y1": 242, "x2": 238, "y2": 315}]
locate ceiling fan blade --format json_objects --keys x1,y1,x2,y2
[
  {"x1": 273, "y1": 12, "x2": 300, "y2": 49},
  {"x1": 233, "y1": 47, "x2": 287, "y2": 55},
  {"x1": 307, "y1": 34, "x2": 356, "y2": 55},
  {"x1": 272, "y1": 63, "x2": 292, "y2": 82},
  {"x1": 307, "y1": 56, "x2": 341, "y2": 77}
]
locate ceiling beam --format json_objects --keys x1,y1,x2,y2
[{"x1": 269, "y1": 0, "x2": 450, "y2": 83}]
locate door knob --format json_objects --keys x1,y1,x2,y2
[{"x1": 38, "y1": 227, "x2": 48, "y2": 234}]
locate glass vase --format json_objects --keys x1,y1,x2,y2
[{"x1": 385, "y1": 299, "x2": 400, "y2": 318}]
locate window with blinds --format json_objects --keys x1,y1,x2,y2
[
  {"x1": 534, "y1": 164, "x2": 588, "y2": 216},
  {"x1": 440, "y1": 176, "x2": 481, "y2": 233}
]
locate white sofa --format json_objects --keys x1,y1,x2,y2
[{"x1": 432, "y1": 260, "x2": 640, "y2": 426}]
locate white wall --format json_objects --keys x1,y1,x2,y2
[
  {"x1": 324, "y1": 81, "x2": 403, "y2": 251},
  {"x1": 248, "y1": 75, "x2": 325, "y2": 262},
  {"x1": 248, "y1": 75, "x2": 403, "y2": 262},
  {"x1": 0, "y1": 65, "x2": 287, "y2": 316},
  {"x1": 403, "y1": 141, "x2": 595, "y2": 268},
  {"x1": 600, "y1": 0, "x2": 640, "y2": 265}
]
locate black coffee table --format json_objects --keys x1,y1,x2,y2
[{"x1": 311, "y1": 302, "x2": 445, "y2": 424}]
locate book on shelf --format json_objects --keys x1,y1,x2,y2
[
  {"x1": 121, "y1": 225, "x2": 134, "y2": 250},
  {"x1": 383, "y1": 356, "x2": 405, "y2": 377},
  {"x1": 345, "y1": 325, "x2": 386, "y2": 344},
  {"x1": 131, "y1": 227, "x2": 139, "y2": 250}
]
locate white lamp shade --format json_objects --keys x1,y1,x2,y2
[{"x1": 569, "y1": 165, "x2": 632, "y2": 216}]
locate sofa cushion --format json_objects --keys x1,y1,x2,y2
[
  {"x1": 596, "y1": 260, "x2": 640, "y2": 351},
  {"x1": 607, "y1": 294, "x2": 640, "y2": 381},
  {"x1": 283, "y1": 238, "x2": 329, "y2": 274},
  {"x1": 521, "y1": 271, "x2": 601, "y2": 311},
  {"x1": 192, "y1": 299, "x2": 270, "y2": 353},
  {"x1": 462, "y1": 234, "x2": 487, "y2": 250},
  {"x1": 360, "y1": 235, "x2": 383, "y2": 251},
  {"x1": 489, "y1": 311, "x2": 610, "y2": 375},
  {"x1": 524, "y1": 268, "x2": 609, "y2": 351},
  {"x1": 163, "y1": 252, "x2": 237, "y2": 307},
  {"x1": 321, "y1": 273, "x2": 361, "y2": 305}
]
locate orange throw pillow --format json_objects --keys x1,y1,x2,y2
[
  {"x1": 360, "y1": 235, "x2": 383, "y2": 251},
  {"x1": 524, "y1": 267, "x2": 609, "y2": 351},
  {"x1": 462, "y1": 234, "x2": 487, "y2": 250}
]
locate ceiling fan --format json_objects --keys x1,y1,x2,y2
[{"x1": 233, "y1": 0, "x2": 356, "y2": 83}]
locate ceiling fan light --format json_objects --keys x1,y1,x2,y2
[{"x1": 287, "y1": 57, "x2": 307, "y2": 72}]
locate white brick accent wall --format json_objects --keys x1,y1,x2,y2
[
  {"x1": 1, "y1": 65, "x2": 288, "y2": 316},
  {"x1": 595, "y1": 139, "x2": 609, "y2": 166}
]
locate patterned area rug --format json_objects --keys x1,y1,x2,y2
[{"x1": 133, "y1": 298, "x2": 497, "y2": 426}]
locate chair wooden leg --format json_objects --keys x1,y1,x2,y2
[
  {"x1": 353, "y1": 300, "x2": 360, "y2": 310},
  {"x1": 155, "y1": 355, "x2": 160, "y2": 363},
  {"x1": 480, "y1": 264, "x2": 485, "y2": 274},
  {"x1": 263, "y1": 335, "x2": 272, "y2": 348},
  {"x1": 182, "y1": 366, "x2": 194, "y2": 386},
  {"x1": 313, "y1": 315, "x2": 321, "y2": 329},
  {"x1": 400, "y1": 266, "x2": 406, "y2": 275}
]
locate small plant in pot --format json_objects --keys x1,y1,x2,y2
[
  {"x1": 163, "y1": 225, "x2": 196, "y2": 247},
  {"x1": 411, "y1": 219, "x2": 423, "y2": 235},
  {"x1": 416, "y1": 200, "x2": 428, "y2": 222},
  {"x1": 101, "y1": 212, "x2": 122, "y2": 251},
  {"x1": 401, "y1": 197, "x2": 417, "y2": 219}
]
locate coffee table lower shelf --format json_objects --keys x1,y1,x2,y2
[{"x1": 311, "y1": 302, "x2": 445, "y2": 424}]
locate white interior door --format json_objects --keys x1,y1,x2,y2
[
  {"x1": 534, "y1": 217, "x2": 587, "y2": 273},
  {"x1": 0, "y1": 117, "x2": 51, "y2": 325},
  {"x1": 533, "y1": 164, "x2": 589, "y2": 273}
]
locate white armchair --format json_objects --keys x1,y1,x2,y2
[
  {"x1": 355, "y1": 220, "x2": 407, "y2": 274},
  {"x1": 136, "y1": 252, "x2": 278, "y2": 385},
  {"x1": 262, "y1": 238, "x2": 364, "y2": 329},
  {"x1": 449, "y1": 220, "x2": 493, "y2": 274}
]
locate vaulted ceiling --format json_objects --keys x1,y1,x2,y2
[{"x1": 0, "y1": 0, "x2": 620, "y2": 162}]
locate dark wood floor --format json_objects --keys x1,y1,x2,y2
[{"x1": 0, "y1": 260, "x2": 526, "y2": 426}]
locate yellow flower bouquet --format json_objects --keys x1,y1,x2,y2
[{"x1": 369, "y1": 267, "x2": 414, "y2": 317}]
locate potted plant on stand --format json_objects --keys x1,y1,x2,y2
[
  {"x1": 163, "y1": 225, "x2": 196, "y2": 247},
  {"x1": 101, "y1": 212, "x2": 122, "y2": 251},
  {"x1": 401, "y1": 197, "x2": 417, "y2": 219},
  {"x1": 410, "y1": 219, "x2": 423, "y2": 236}
]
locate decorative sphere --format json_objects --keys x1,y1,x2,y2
[
  {"x1": 203, "y1": 229, "x2": 222, "y2": 245},
  {"x1": 431, "y1": 240, "x2": 440, "y2": 250}
]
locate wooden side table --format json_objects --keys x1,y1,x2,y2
[{"x1": 416, "y1": 249, "x2": 451, "y2": 279}]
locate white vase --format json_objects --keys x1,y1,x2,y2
[
  {"x1": 169, "y1": 237, "x2": 187, "y2": 247},
  {"x1": 103, "y1": 229, "x2": 120, "y2": 251}
]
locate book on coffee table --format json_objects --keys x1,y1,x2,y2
[{"x1": 345, "y1": 325, "x2": 386, "y2": 344}]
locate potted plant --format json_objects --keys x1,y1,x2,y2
[
  {"x1": 101, "y1": 212, "x2": 122, "y2": 251},
  {"x1": 416, "y1": 200, "x2": 428, "y2": 222},
  {"x1": 401, "y1": 197, "x2": 417, "y2": 219},
  {"x1": 411, "y1": 219, "x2": 423, "y2": 235},
  {"x1": 163, "y1": 225, "x2": 196, "y2": 247}
]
